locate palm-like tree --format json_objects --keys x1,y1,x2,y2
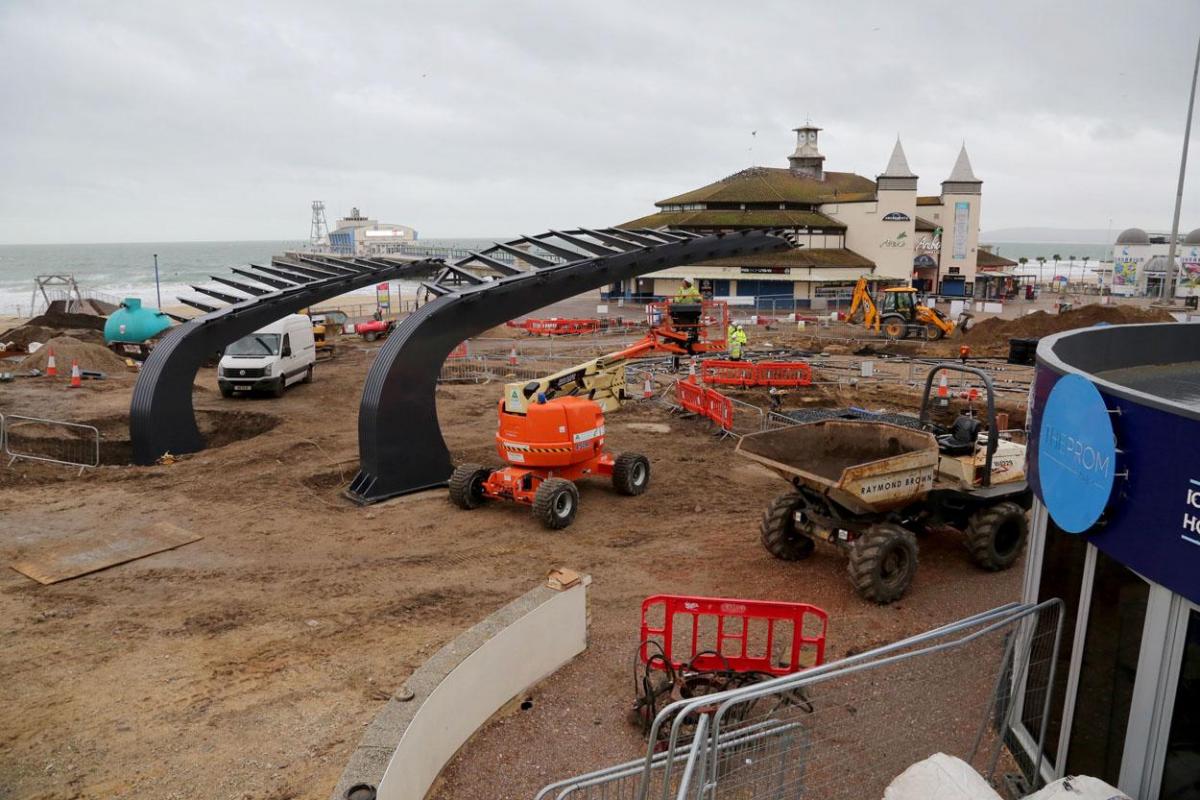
[{"x1": 1068, "y1": 254, "x2": 1077, "y2": 285}]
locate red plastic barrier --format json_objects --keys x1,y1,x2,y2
[
  {"x1": 700, "y1": 360, "x2": 756, "y2": 388},
  {"x1": 675, "y1": 377, "x2": 707, "y2": 415},
  {"x1": 704, "y1": 388, "x2": 734, "y2": 430},
  {"x1": 754, "y1": 361, "x2": 813, "y2": 387},
  {"x1": 699, "y1": 359, "x2": 813, "y2": 388},
  {"x1": 448, "y1": 341, "x2": 469, "y2": 359},
  {"x1": 639, "y1": 595, "x2": 828, "y2": 675},
  {"x1": 506, "y1": 318, "x2": 601, "y2": 336}
]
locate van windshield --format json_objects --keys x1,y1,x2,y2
[{"x1": 226, "y1": 333, "x2": 281, "y2": 356}]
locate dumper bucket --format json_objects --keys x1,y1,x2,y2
[{"x1": 737, "y1": 420, "x2": 938, "y2": 514}]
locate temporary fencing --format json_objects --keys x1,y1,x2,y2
[
  {"x1": 2, "y1": 414, "x2": 101, "y2": 474},
  {"x1": 639, "y1": 595, "x2": 828, "y2": 676},
  {"x1": 700, "y1": 360, "x2": 812, "y2": 388},
  {"x1": 536, "y1": 600, "x2": 1065, "y2": 800}
]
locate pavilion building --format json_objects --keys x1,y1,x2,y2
[{"x1": 616, "y1": 125, "x2": 1014, "y2": 307}]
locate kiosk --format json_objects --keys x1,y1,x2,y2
[{"x1": 1017, "y1": 321, "x2": 1200, "y2": 799}]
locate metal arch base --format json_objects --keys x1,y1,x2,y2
[
  {"x1": 129, "y1": 258, "x2": 443, "y2": 465},
  {"x1": 348, "y1": 228, "x2": 790, "y2": 504}
]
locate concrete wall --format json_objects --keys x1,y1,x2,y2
[
  {"x1": 940, "y1": 192, "x2": 981, "y2": 286},
  {"x1": 821, "y1": 190, "x2": 917, "y2": 281},
  {"x1": 330, "y1": 578, "x2": 589, "y2": 800}
]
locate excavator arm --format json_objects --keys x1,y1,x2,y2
[{"x1": 848, "y1": 277, "x2": 881, "y2": 332}]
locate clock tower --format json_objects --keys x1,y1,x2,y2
[{"x1": 788, "y1": 125, "x2": 825, "y2": 180}]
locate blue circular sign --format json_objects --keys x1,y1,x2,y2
[{"x1": 1037, "y1": 374, "x2": 1117, "y2": 533}]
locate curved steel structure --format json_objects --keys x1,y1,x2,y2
[
  {"x1": 130, "y1": 254, "x2": 442, "y2": 465},
  {"x1": 348, "y1": 227, "x2": 790, "y2": 503}
]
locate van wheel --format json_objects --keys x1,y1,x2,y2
[
  {"x1": 272, "y1": 376, "x2": 286, "y2": 397},
  {"x1": 533, "y1": 478, "x2": 579, "y2": 530},
  {"x1": 847, "y1": 523, "x2": 918, "y2": 604},
  {"x1": 966, "y1": 502, "x2": 1028, "y2": 570},
  {"x1": 303, "y1": 365, "x2": 314, "y2": 384}
]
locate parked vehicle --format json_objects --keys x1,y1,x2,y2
[
  {"x1": 354, "y1": 318, "x2": 396, "y2": 342},
  {"x1": 737, "y1": 365, "x2": 1030, "y2": 603},
  {"x1": 218, "y1": 314, "x2": 315, "y2": 397}
]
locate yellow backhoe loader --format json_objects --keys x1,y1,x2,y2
[{"x1": 847, "y1": 277, "x2": 972, "y2": 340}]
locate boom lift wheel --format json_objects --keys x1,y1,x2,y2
[
  {"x1": 965, "y1": 501, "x2": 1028, "y2": 570},
  {"x1": 760, "y1": 492, "x2": 816, "y2": 560},
  {"x1": 448, "y1": 463, "x2": 493, "y2": 510},
  {"x1": 847, "y1": 523, "x2": 918, "y2": 604},
  {"x1": 533, "y1": 478, "x2": 579, "y2": 529},
  {"x1": 612, "y1": 453, "x2": 651, "y2": 496}
]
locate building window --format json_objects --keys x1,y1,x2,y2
[
  {"x1": 1158, "y1": 609, "x2": 1200, "y2": 799},
  {"x1": 1066, "y1": 548, "x2": 1150, "y2": 785}
]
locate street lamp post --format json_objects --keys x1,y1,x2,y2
[
  {"x1": 154, "y1": 253, "x2": 161, "y2": 310},
  {"x1": 1163, "y1": 33, "x2": 1200, "y2": 301}
]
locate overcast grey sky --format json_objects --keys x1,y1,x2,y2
[{"x1": 2, "y1": 0, "x2": 1199, "y2": 244}]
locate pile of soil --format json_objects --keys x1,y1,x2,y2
[
  {"x1": 18, "y1": 336, "x2": 129, "y2": 373},
  {"x1": 1, "y1": 310, "x2": 109, "y2": 350},
  {"x1": 959, "y1": 304, "x2": 1175, "y2": 352}
]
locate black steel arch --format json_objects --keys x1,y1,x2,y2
[
  {"x1": 348, "y1": 227, "x2": 790, "y2": 503},
  {"x1": 130, "y1": 257, "x2": 442, "y2": 465}
]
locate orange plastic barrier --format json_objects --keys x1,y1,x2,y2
[
  {"x1": 505, "y1": 318, "x2": 601, "y2": 336},
  {"x1": 699, "y1": 359, "x2": 812, "y2": 388},
  {"x1": 700, "y1": 360, "x2": 757, "y2": 388},
  {"x1": 675, "y1": 377, "x2": 708, "y2": 415},
  {"x1": 754, "y1": 361, "x2": 813, "y2": 387},
  {"x1": 640, "y1": 594, "x2": 828, "y2": 675},
  {"x1": 704, "y1": 389, "x2": 734, "y2": 430},
  {"x1": 448, "y1": 341, "x2": 469, "y2": 359}
]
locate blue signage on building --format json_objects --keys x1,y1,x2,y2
[{"x1": 1037, "y1": 374, "x2": 1117, "y2": 532}]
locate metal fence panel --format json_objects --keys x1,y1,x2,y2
[
  {"x1": 3, "y1": 414, "x2": 100, "y2": 473},
  {"x1": 537, "y1": 602, "x2": 1063, "y2": 800}
]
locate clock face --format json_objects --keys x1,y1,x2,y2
[{"x1": 807, "y1": 131, "x2": 817, "y2": 142}]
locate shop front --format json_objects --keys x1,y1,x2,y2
[{"x1": 1015, "y1": 322, "x2": 1200, "y2": 799}]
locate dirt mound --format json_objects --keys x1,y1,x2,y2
[
  {"x1": 960, "y1": 304, "x2": 1175, "y2": 350},
  {"x1": 1, "y1": 324, "x2": 105, "y2": 349},
  {"x1": 18, "y1": 336, "x2": 129, "y2": 373},
  {"x1": 27, "y1": 310, "x2": 108, "y2": 331}
]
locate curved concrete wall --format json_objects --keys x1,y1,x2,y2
[{"x1": 331, "y1": 577, "x2": 589, "y2": 800}]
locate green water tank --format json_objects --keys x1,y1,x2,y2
[{"x1": 104, "y1": 297, "x2": 171, "y2": 344}]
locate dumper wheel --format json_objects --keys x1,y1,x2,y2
[
  {"x1": 847, "y1": 523, "x2": 918, "y2": 604},
  {"x1": 966, "y1": 501, "x2": 1028, "y2": 571},
  {"x1": 448, "y1": 463, "x2": 492, "y2": 510},
  {"x1": 364, "y1": 331, "x2": 379, "y2": 342},
  {"x1": 533, "y1": 478, "x2": 579, "y2": 530},
  {"x1": 612, "y1": 453, "x2": 651, "y2": 496},
  {"x1": 760, "y1": 492, "x2": 815, "y2": 561}
]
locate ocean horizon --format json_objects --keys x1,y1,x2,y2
[{"x1": 0, "y1": 237, "x2": 1117, "y2": 317}]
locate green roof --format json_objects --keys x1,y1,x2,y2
[
  {"x1": 619, "y1": 209, "x2": 845, "y2": 230},
  {"x1": 698, "y1": 247, "x2": 874, "y2": 269},
  {"x1": 655, "y1": 166, "x2": 876, "y2": 206}
]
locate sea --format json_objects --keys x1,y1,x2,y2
[
  {"x1": 0, "y1": 238, "x2": 1114, "y2": 317},
  {"x1": 0, "y1": 239, "x2": 498, "y2": 317}
]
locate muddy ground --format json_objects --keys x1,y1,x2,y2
[{"x1": 0, "y1": 336, "x2": 1024, "y2": 800}]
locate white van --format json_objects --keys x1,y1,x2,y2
[{"x1": 218, "y1": 314, "x2": 316, "y2": 397}]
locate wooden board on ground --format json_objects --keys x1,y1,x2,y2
[{"x1": 10, "y1": 521, "x2": 202, "y2": 585}]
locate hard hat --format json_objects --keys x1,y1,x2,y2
[
  {"x1": 736, "y1": 324, "x2": 744, "y2": 331},
  {"x1": 683, "y1": 277, "x2": 694, "y2": 285}
]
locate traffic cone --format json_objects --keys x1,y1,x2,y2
[
  {"x1": 508, "y1": 346, "x2": 518, "y2": 366},
  {"x1": 642, "y1": 374, "x2": 653, "y2": 399},
  {"x1": 46, "y1": 348, "x2": 57, "y2": 377},
  {"x1": 937, "y1": 373, "x2": 949, "y2": 407},
  {"x1": 67, "y1": 360, "x2": 82, "y2": 389}
]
